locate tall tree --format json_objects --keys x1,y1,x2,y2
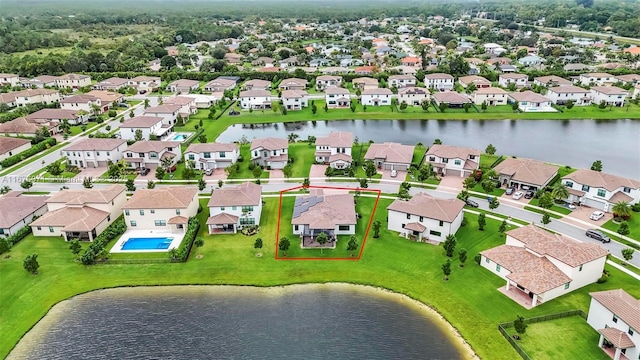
[
  {"x1": 551, "y1": 183, "x2": 569, "y2": 202},
  {"x1": 458, "y1": 249, "x2": 467, "y2": 267},
  {"x1": 23, "y1": 254, "x2": 40, "y2": 274},
  {"x1": 372, "y1": 220, "x2": 381, "y2": 238},
  {"x1": 442, "y1": 259, "x2": 452, "y2": 281},
  {"x1": 477, "y1": 213, "x2": 486, "y2": 231},
  {"x1": 590, "y1": 160, "x2": 603, "y2": 172},
  {"x1": 443, "y1": 234, "x2": 457, "y2": 257}
]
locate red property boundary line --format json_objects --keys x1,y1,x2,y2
[{"x1": 275, "y1": 185, "x2": 381, "y2": 261}]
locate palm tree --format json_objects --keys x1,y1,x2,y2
[
  {"x1": 287, "y1": 133, "x2": 299, "y2": 143},
  {"x1": 612, "y1": 201, "x2": 632, "y2": 220},
  {"x1": 551, "y1": 183, "x2": 569, "y2": 202},
  {"x1": 59, "y1": 119, "x2": 71, "y2": 134},
  {"x1": 160, "y1": 155, "x2": 175, "y2": 175}
]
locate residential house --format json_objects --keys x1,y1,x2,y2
[
  {"x1": 387, "y1": 192, "x2": 464, "y2": 242},
  {"x1": 494, "y1": 157, "x2": 558, "y2": 191},
  {"x1": 55, "y1": 73, "x2": 91, "y2": 89},
  {"x1": 562, "y1": 169, "x2": 640, "y2": 212},
  {"x1": 518, "y1": 55, "x2": 544, "y2": 67},
  {"x1": 184, "y1": 142, "x2": 239, "y2": 170},
  {"x1": 0, "y1": 93, "x2": 16, "y2": 108},
  {"x1": 614, "y1": 74, "x2": 640, "y2": 86},
  {"x1": 0, "y1": 137, "x2": 31, "y2": 161},
  {"x1": 0, "y1": 117, "x2": 60, "y2": 137},
  {"x1": 122, "y1": 187, "x2": 198, "y2": 233},
  {"x1": 432, "y1": 91, "x2": 471, "y2": 108},
  {"x1": 92, "y1": 77, "x2": 128, "y2": 91},
  {"x1": 352, "y1": 77, "x2": 379, "y2": 90},
  {"x1": 424, "y1": 73, "x2": 455, "y2": 91},
  {"x1": 0, "y1": 192, "x2": 48, "y2": 238},
  {"x1": 315, "y1": 75, "x2": 342, "y2": 90},
  {"x1": 21, "y1": 75, "x2": 57, "y2": 89},
  {"x1": 564, "y1": 63, "x2": 590, "y2": 72},
  {"x1": 144, "y1": 104, "x2": 182, "y2": 125},
  {"x1": 30, "y1": 185, "x2": 127, "y2": 241},
  {"x1": 314, "y1": 131, "x2": 353, "y2": 169},
  {"x1": 498, "y1": 73, "x2": 528, "y2": 88},
  {"x1": 119, "y1": 116, "x2": 166, "y2": 141},
  {"x1": 320, "y1": 67, "x2": 349, "y2": 75},
  {"x1": 397, "y1": 87, "x2": 429, "y2": 106},
  {"x1": 85, "y1": 90, "x2": 123, "y2": 112},
  {"x1": 27, "y1": 108, "x2": 86, "y2": 125},
  {"x1": 0, "y1": 73, "x2": 19, "y2": 87},
  {"x1": 128, "y1": 76, "x2": 161, "y2": 93},
  {"x1": 123, "y1": 141, "x2": 181, "y2": 170},
  {"x1": 60, "y1": 94, "x2": 102, "y2": 114},
  {"x1": 508, "y1": 91, "x2": 554, "y2": 112},
  {"x1": 361, "y1": 88, "x2": 392, "y2": 106},
  {"x1": 578, "y1": 72, "x2": 616, "y2": 86},
  {"x1": 634, "y1": 85, "x2": 640, "y2": 100},
  {"x1": 390, "y1": 65, "x2": 418, "y2": 75},
  {"x1": 533, "y1": 75, "x2": 573, "y2": 87},
  {"x1": 587, "y1": 289, "x2": 640, "y2": 360},
  {"x1": 206, "y1": 182, "x2": 262, "y2": 234},
  {"x1": 239, "y1": 90, "x2": 272, "y2": 110},
  {"x1": 388, "y1": 75, "x2": 417, "y2": 89},
  {"x1": 64, "y1": 138, "x2": 127, "y2": 169},
  {"x1": 163, "y1": 96, "x2": 198, "y2": 119},
  {"x1": 278, "y1": 78, "x2": 308, "y2": 91},
  {"x1": 325, "y1": 88, "x2": 351, "y2": 108},
  {"x1": 250, "y1": 137, "x2": 288, "y2": 169},
  {"x1": 166, "y1": 79, "x2": 199, "y2": 94},
  {"x1": 458, "y1": 75, "x2": 492, "y2": 89},
  {"x1": 224, "y1": 53, "x2": 243, "y2": 65},
  {"x1": 292, "y1": 191, "x2": 356, "y2": 247},
  {"x1": 252, "y1": 57, "x2": 275, "y2": 67},
  {"x1": 354, "y1": 66, "x2": 374, "y2": 75},
  {"x1": 203, "y1": 78, "x2": 236, "y2": 93},
  {"x1": 401, "y1": 56, "x2": 422, "y2": 67},
  {"x1": 281, "y1": 90, "x2": 308, "y2": 110},
  {"x1": 243, "y1": 79, "x2": 271, "y2": 91},
  {"x1": 590, "y1": 86, "x2": 628, "y2": 107},
  {"x1": 546, "y1": 86, "x2": 592, "y2": 106},
  {"x1": 364, "y1": 142, "x2": 414, "y2": 171},
  {"x1": 480, "y1": 225, "x2": 608, "y2": 308},
  {"x1": 425, "y1": 144, "x2": 480, "y2": 178},
  {"x1": 13, "y1": 89, "x2": 60, "y2": 107},
  {"x1": 471, "y1": 87, "x2": 508, "y2": 106}
]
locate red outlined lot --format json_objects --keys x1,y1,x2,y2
[{"x1": 275, "y1": 185, "x2": 381, "y2": 260}]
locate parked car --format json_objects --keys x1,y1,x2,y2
[
  {"x1": 139, "y1": 90, "x2": 147, "y2": 94},
  {"x1": 205, "y1": 168, "x2": 213, "y2": 176},
  {"x1": 229, "y1": 110, "x2": 240, "y2": 116},
  {"x1": 118, "y1": 103, "x2": 129, "y2": 108},
  {"x1": 466, "y1": 199, "x2": 479, "y2": 208},
  {"x1": 590, "y1": 211, "x2": 605, "y2": 221},
  {"x1": 524, "y1": 190, "x2": 535, "y2": 199},
  {"x1": 138, "y1": 167, "x2": 150, "y2": 176},
  {"x1": 512, "y1": 191, "x2": 524, "y2": 200},
  {"x1": 390, "y1": 169, "x2": 397, "y2": 178},
  {"x1": 505, "y1": 187, "x2": 515, "y2": 195},
  {"x1": 585, "y1": 229, "x2": 611, "y2": 243}
]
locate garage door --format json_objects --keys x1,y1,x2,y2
[
  {"x1": 446, "y1": 169, "x2": 462, "y2": 177},
  {"x1": 382, "y1": 163, "x2": 393, "y2": 170},
  {"x1": 387, "y1": 163, "x2": 408, "y2": 171},
  {"x1": 97, "y1": 161, "x2": 108, "y2": 167},
  {"x1": 583, "y1": 198, "x2": 606, "y2": 211}
]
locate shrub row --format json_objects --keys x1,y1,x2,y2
[
  {"x1": 182, "y1": 128, "x2": 204, "y2": 147},
  {"x1": 0, "y1": 137, "x2": 57, "y2": 168},
  {"x1": 0, "y1": 225, "x2": 32, "y2": 255},
  {"x1": 170, "y1": 217, "x2": 200, "y2": 262},
  {"x1": 81, "y1": 217, "x2": 126, "y2": 265}
]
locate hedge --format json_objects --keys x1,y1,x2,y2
[
  {"x1": 170, "y1": 217, "x2": 200, "y2": 262},
  {"x1": 0, "y1": 225, "x2": 32, "y2": 255},
  {"x1": 81, "y1": 217, "x2": 126, "y2": 265},
  {"x1": 0, "y1": 137, "x2": 57, "y2": 168}
]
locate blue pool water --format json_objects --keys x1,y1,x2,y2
[
  {"x1": 121, "y1": 237, "x2": 173, "y2": 250},
  {"x1": 171, "y1": 133, "x2": 186, "y2": 141}
]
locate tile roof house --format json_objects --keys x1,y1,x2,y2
[
  {"x1": 397, "y1": 87, "x2": 429, "y2": 106},
  {"x1": 364, "y1": 142, "x2": 414, "y2": 171},
  {"x1": 388, "y1": 75, "x2": 417, "y2": 89},
  {"x1": 239, "y1": 90, "x2": 272, "y2": 110},
  {"x1": 352, "y1": 77, "x2": 379, "y2": 90},
  {"x1": 562, "y1": 169, "x2": 640, "y2": 212},
  {"x1": 123, "y1": 140, "x2": 181, "y2": 170},
  {"x1": 0, "y1": 137, "x2": 32, "y2": 162},
  {"x1": 361, "y1": 88, "x2": 392, "y2": 106},
  {"x1": 471, "y1": 87, "x2": 508, "y2": 106},
  {"x1": 30, "y1": 185, "x2": 126, "y2": 241},
  {"x1": 315, "y1": 75, "x2": 342, "y2": 91},
  {"x1": 590, "y1": 86, "x2": 628, "y2": 107},
  {"x1": 533, "y1": 75, "x2": 573, "y2": 87},
  {"x1": 184, "y1": 142, "x2": 239, "y2": 170},
  {"x1": 12, "y1": 88, "x2": 60, "y2": 107},
  {"x1": 0, "y1": 73, "x2": 19, "y2": 86},
  {"x1": 314, "y1": 131, "x2": 353, "y2": 169},
  {"x1": 494, "y1": 157, "x2": 559, "y2": 191},
  {"x1": 203, "y1": 78, "x2": 237, "y2": 93},
  {"x1": 243, "y1": 79, "x2": 271, "y2": 91},
  {"x1": 508, "y1": 91, "x2": 554, "y2": 112},
  {"x1": 27, "y1": 108, "x2": 87, "y2": 125},
  {"x1": 546, "y1": 86, "x2": 592, "y2": 106},
  {"x1": 166, "y1": 79, "x2": 200, "y2": 94},
  {"x1": 324, "y1": 87, "x2": 351, "y2": 108},
  {"x1": 278, "y1": 78, "x2": 308, "y2": 91},
  {"x1": 128, "y1": 76, "x2": 161, "y2": 92},
  {"x1": 122, "y1": 187, "x2": 199, "y2": 232},
  {"x1": 21, "y1": 75, "x2": 57, "y2": 89},
  {"x1": 92, "y1": 77, "x2": 129, "y2": 91},
  {"x1": 64, "y1": 138, "x2": 128, "y2": 169},
  {"x1": 425, "y1": 144, "x2": 481, "y2": 178},
  {"x1": 0, "y1": 192, "x2": 49, "y2": 238},
  {"x1": 292, "y1": 191, "x2": 356, "y2": 248},
  {"x1": 578, "y1": 72, "x2": 616, "y2": 86},
  {"x1": 480, "y1": 224, "x2": 608, "y2": 308},
  {"x1": 162, "y1": 96, "x2": 198, "y2": 118},
  {"x1": 250, "y1": 137, "x2": 288, "y2": 169},
  {"x1": 458, "y1": 75, "x2": 492, "y2": 89},
  {"x1": 432, "y1": 91, "x2": 471, "y2": 107},
  {"x1": 498, "y1": 73, "x2": 528, "y2": 88},
  {"x1": 119, "y1": 116, "x2": 166, "y2": 141},
  {"x1": 60, "y1": 94, "x2": 102, "y2": 114},
  {"x1": 424, "y1": 73, "x2": 455, "y2": 91},
  {"x1": 0, "y1": 116, "x2": 60, "y2": 137},
  {"x1": 143, "y1": 104, "x2": 182, "y2": 126},
  {"x1": 55, "y1": 73, "x2": 91, "y2": 89},
  {"x1": 387, "y1": 193, "x2": 464, "y2": 242},
  {"x1": 281, "y1": 90, "x2": 308, "y2": 110},
  {"x1": 206, "y1": 182, "x2": 262, "y2": 234},
  {"x1": 587, "y1": 289, "x2": 640, "y2": 360}
]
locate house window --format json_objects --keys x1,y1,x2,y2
[
  {"x1": 439, "y1": 221, "x2": 443, "y2": 226},
  {"x1": 154, "y1": 220, "x2": 167, "y2": 226},
  {"x1": 149, "y1": 152, "x2": 158, "y2": 159},
  {"x1": 565, "y1": 181, "x2": 573, "y2": 187},
  {"x1": 442, "y1": 158, "x2": 448, "y2": 163},
  {"x1": 579, "y1": 264, "x2": 583, "y2": 272},
  {"x1": 96, "y1": 152, "x2": 100, "y2": 156},
  {"x1": 176, "y1": 209, "x2": 181, "y2": 215},
  {"x1": 612, "y1": 315, "x2": 618, "y2": 323},
  {"x1": 125, "y1": 210, "x2": 129, "y2": 216},
  {"x1": 219, "y1": 152, "x2": 226, "y2": 158},
  {"x1": 469, "y1": 155, "x2": 475, "y2": 160},
  {"x1": 485, "y1": 257, "x2": 490, "y2": 263},
  {"x1": 419, "y1": 216, "x2": 423, "y2": 222},
  {"x1": 623, "y1": 187, "x2": 631, "y2": 193},
  {"x1": 140, "y1": 210, "x2": 145, "y2": 215},
  {"x1": 127, "y1": 153, "x2": 132, "y2": 158},
  {"x1": 629, "y1": 328, "x2": 634, "y2": 336},
  {"x1": 204, "y1": 152, "x2": 211, "y2": 159},
  {"x1": 107, "y1": 152, "x2": 110, "y2": 156},
  {"x1": 66, "y1": 152, "x2": 70, "y2": 156},
  {"x1": 429, "y1": 230, "x2": 441, "y2": 236},
  {"x1": 454, "y1": 160, "x2": 461, "y2": 165},
  {"x1": 221, "y1": 207, "x2": 225, "y2": 211},
  {"x1": 150, "y1": 209, "x2": 155, "y2": 214},
  {"x1": 582, "y1": 185, "x2": 590, "y2": 192},
  {"x1": 597, "y1": 189, "x2": 606, "y2": 197},
  {"x1": 496, "y1": 264, "x2": 501, "y2": 272},
  {"x1": 188, "y1": 154, "x2": 195, "y2": 160},
  {"x1": 338, "y1": 225, "x2": 350, "y2": 231},
  {"x1": 130, "y1": 221, "x2": 137, "y2": 227},
  {"x1": 294, "y1": 225, "x2": 299, "y2": 231},
  {"x1": 406, "y1": 213, "x2": 411, "y2": 219},
  {"x1": 240, "y1": 218, "x2": 255, "y2": 225},
  {"x1": 49, "y1": 227, "x2": 54, "y2": 233},
  {"x1": 564, "y1": 282, "x2": 571, "y2": 289},
  {"x1": 242, "y1": 206, "x2": 253, "y2": 212},
  {"x1": 429, "y1": 156, "x2": 436, "y2": 162}
]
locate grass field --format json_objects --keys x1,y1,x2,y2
[
  {"x1": 603, "y1": 214, "x2": 640, "y2": 241},
  {"x1": 2, "y1": 197, "x2": 640, "y2": 360}
]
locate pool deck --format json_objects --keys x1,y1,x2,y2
[{"x1": 110, "y1": 229, "x2": 186, "y2": 253}]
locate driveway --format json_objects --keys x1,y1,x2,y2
[
  {"x1": 268, "y1": 169, "x2": 284, "y2": 184},
  {"x1": 204, "y1": 169, "x2": 228, "y2": 182},
  {"x1": 309, "y1": 164, "x2": 328, "y2": 178},
  {"x1": 76, "y1": 167, "x2": 107, "y2": 180},
  {"x1": 381, "y1": 169, "x2": 407, "y2": 181},
  {"x1": 565, "y1": 205, "x2": 613, "y2": 229},
  {"x1": 437, "y1": 175, "x2": 464, "y2": 192}
]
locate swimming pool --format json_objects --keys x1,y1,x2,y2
[
  {"x1": 121, "y1": 237, "x2": 174, "y2": 251},
  {"x1": 169, "y1": 132, "x2": 191, "y2": 142}
]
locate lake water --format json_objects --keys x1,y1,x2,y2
[
  {"x1": 216, "y1": 119, "x2": 640, "y2": 179},
  {"x1": 8, "y1": 285, "x2": 469, "y2": 360}
]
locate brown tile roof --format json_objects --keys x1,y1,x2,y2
[
  {"x1": 324, "y1": 88, "x2": 350, "y2": 95},
  {"x1": 591, "y1": 86, "x2": 628, "y2": 95},
  {"x1": 240, "y1": 90, "x2": 271, "y2": 98},
  {"x1": 432, "y1": 91, "x2": 470, "y2": 104},
  {"x1": 388, "y1": 192, "x2": 464, "y2": 222},
  {"x1": 279, "y1": 78, "x2": 308, "y2": 87},
  {"x1": 424, "y1": 73, "x2": 454, "y2": 80},
  {"x1": 508, "y1": 91, "x2": 551, "y2": 103},
  {"x1": 500, "y1": 73, "x2": 528, "y2": 79},
  {"x1": 316, "y1": 75, "x2": 342, "y2": 82},
  {"x1": 206, "y1": 212, "x2": 239, "y2": 225},
  {"x1": 58, "y1": 73, "x2": 90, "y2": 80},
  {"x1": 0, "y1": 137, "x2": 31, "y2": 154},
  {"x1": 362, "y1": 88, "x2": 393, "y2": 95},
  {"x1": 548, "y1": 85, "x2": 590, "y2": 94},
  {"x1": 404, "y1": 222, "x2": 426, "y2": 232},
  {"x1": 597, "y1": 328, "x2": 635, "y2": 349},
  {"x1": 328, "y1": 153, "x2": 352, "y2": 163},
  {"x1": 185, "y1": 142, "x2": 238, "y2": 154},
  {"x1": 590, "y1": 289, "x2": 640, "y2": 331},
  {"x1": 426, "y1": 144, "x2": 480, "y2": 160},
  {"x1": 123, "y1": 187, "x2": 197, "y2": 209},
  {"x1": 9, "y1": 88, "x2": 59, "y2": 98},
  {"x1": 126, "y1": 140, "x2": 180, "y2": 153},
  {"x1": 506, "y1": 225, "x2": 608, "y2": 267},
  {"x1": 144, "y1": 104, "x2": 181, "y2": 114},
  {"x1": 0, "y1": 193, "x2": 48, "y2": 228},
  {"x1": 353, "y1": 77, "x2": 379, "y2": 85},
  {"x1": 46, "y1": 184, "x2": 126, "y2": 205},
  {"x1": 564, "y1": 169, "x2": 640, "y2": 192},
  {"x1": 167, "y1": 216, "x2": 188, "y2": 224},
  {"x1": 65, "y1": 138, "x2": 126, "y2": 151},
  {"x1": 168, "y1": 79, "x2": 199, "y2": 87},
  {"x1": 130, "y1": 76, "x2": 161, "y2": 83},
  {"x1": 458, "y1": 75, "x2": 491, "y2": 85},
  {"x1": 582, "y1": 72, "x2": 613, "y2": 78},
  {"x1": 120, "y1": 116, "x2": 164, "y2": 128},
  {"x1": 251, "y1": 137, "x2": 288, "y2": 151},
  {"x1": 398, "y1": 87, "x2": 429, "y2": 95},
  {"x1": 163, "y1": 96, "x2": 195, "y2": 106},
  {"x1": 0, "y1": 117, "x2": 56, "y2": 134},
  {"x1": 208, "y1": 182, "x2": 261, "y2": 207},
  {"x1": 389, "y1": 75, "x2": 417, "y2": 81},
  {"x1": 364, "y1": 142, "x2": 414, "y2": 164},
  {"x1": 94, "y1": 77, "x2": 128, "y2": 86},
  {"x1": 204, "y1": 78, "x2": 236, "y2": 88},
  {"x1": 316, "y1": 131, "x2": 353, "y2": 148},
  {"x1": 609, "y1": 191, "x2": 634, "y2": 203},
  {"x1": 291, "y1": 193, "x2": 356, "y2": 229},
  {"x1": 481, "y1": 245, "x2": 571, "y2": 294},
  {"x1": 474, "y1": 87, "x2": 507, "y2": 94},
  {"x1": 26, "y1": 109, "x2": 79, "y2": 121},
  {"x1": 31, "y1": 206, "x2": 109, "y2": 232},
  {"x1": 494, "y1": 158, "x2": 558, "y2": 186},
  {"x1": 244, "y1": 79, "x2": 271, "y2": 88},
  {"x1": 85, "y1": 90, "x2": 123, "y2": 103},
  {"x1": 60, "y1": 94, "x2": 98, "y2": 104},
  {"x1": 534, "y1": 75, "x2": 573, "y2": 86},
  {"x1": 281, "y1": 89, "x2": 308, "y2": 99}
]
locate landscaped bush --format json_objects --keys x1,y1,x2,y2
[
  {"x1": 81, "y1": 217, "x2": 126, "y2": 265},
  {"x1": 632, "y1": 202, "x2": 640, "y2": 212},
  {"x1": 0, "y1": 137, "x2": 57, "y2": 168},
  {"x1": 241, "y1": 225, "x2": 259, "y2": 236},
  {"x1": 0, "y1": 225, "x2": 32, "y2": 255},
  {"x1": 170, "y1": 217, "x2": 200, "y2": 262}
]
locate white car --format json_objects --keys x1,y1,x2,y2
[
  {"x1": 590, "y1": 211, "x2": 605, "y2": 221},
  {"x1": 390, "y1": 170, "x2": 397, "y2": 178},
  {"x1": 512, "y1": 191, "x2": 524, "y2": 200}
]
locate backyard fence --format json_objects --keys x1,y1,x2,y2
[
  {"x1": 497, "y1": 309, "x2": 587, "y2": 360},
  {"x1": 102, "y1": 258, "x2": 172, "y2": 265}
]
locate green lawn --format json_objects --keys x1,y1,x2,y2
[
  {"x1": 603, "y1": 214, "x2": 640, "y2": 241},
  {"x1": 68, "y1": 122, "x2": 98, "y2": 136},
  {"x1": 528, "y1": 199, "x2": 573, "y2": 215},
  {"x1": 2, "y1": 197, "x2": 640, "y2": 359},
  {"x1": 288, "y1": 142, "x2": 315, "y2": 178},
  {"x1": 505, "y1": 316, "x2": 609, "y2": 360},
  {"x1": 480, "y1": 153, "x2": 502, "y2": 169},
  {"x1": 412, "y1": 145, "x2": 427, "y2": 167},
  {"x1": 524, "y1": 205, "x2": 564, "y2": 219},
  {"x1": 472, "y1": 182, "x2": 506, "y2": 197},
  {"x1": 226, "y1": 144, "x2": 270, "y2": 179}
]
